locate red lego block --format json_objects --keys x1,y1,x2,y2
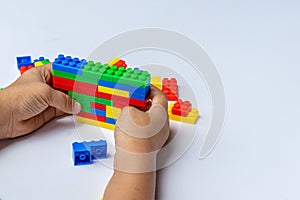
[
  {"x1": 53, "y1": 81, "x2": 74, "y2": 91},
  {"x1": 114, "y1": 59, "x2": 127, "y2": 68},
  {"x1": 171, "y1": 99, "x2": 192, "y2": 117},
  {"x1": 96, "y1": 92, "x2": 112, "y2": 100},
  {"x1": 90, "y1": 102, "x2": 106, "y2": 111},
  {"x1": 53, "y1": 76, "x2": 75, "y2": 87},
  {"x1": 162, "y1": 78, "x2": 178, "y2": 101},
  {"x1": 20, "y1": 64, "x2": 34, "y2": 74},
  {"x1": 77, "y1": 111, "x2": 106, "y2": 122}
]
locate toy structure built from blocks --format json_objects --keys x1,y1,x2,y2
[
  {"x1": 52, "y1": 54, "x2": 151, "y2": 130},
  {"x1": 72, "y1": 140, "x2": 107, "y2": 166}
]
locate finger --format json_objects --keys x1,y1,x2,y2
[
  {"x1": 18, "y1": 107, "x2": 62, "y2": 137},
  {"x1": 148, "y1": 85, "x2": 168, "y2": 110},
  {"x1": 47, "y1": 87, "x2": 81, "y2": 114}
]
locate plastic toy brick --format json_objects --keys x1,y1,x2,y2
[
  {"x1": 168, "y1": 104, "x2": 199, "y2": 124},
  {"x1": 91, "y1": 102, "x2": 106, "y2": 110},
  {"x1": 106, "y1": 106, "x2": 121, "y2": 119},
  {"x1": 114, "y1": 59, "x2": 127, "y2": 68},
  {"x1": 52, "y1": 54, "x2": 87, "y2": 75},
  {"x1": 118, "y1": 68, "x2": 150, "y2": 88},
  {"x1": 52, "y1": 70, "x2": 77, "y2": 80},
  {"x1": 53, "y1": 81, "x2": 73, "y2": 92},
  {"x1": 20, "y1": 64, "x2": 34, "y2": 74},
  {"x1": 72, "y1": 142, "x2": 92, "y2": 166},
  {"x1": 80, "y1": 61, "x2": 108, "y2": 84},
  {"x1": 130, "y1": 92, "x2": 147, "y2": 100},
  {"x1": 34, "y1": 57, "x2": 50, "y2": 67},
  {"x1": 77, "y1": 111, "x2": 106, "y2": 122},
  {"x1": 98, "y1": 86, "x2": 129, "y2": 98},
  {"x1": 162, "y1": 78, "x2": 178, "y2": 101},
  {"x1": 106, "y1": 117, "x2": 116, "y2": 125},
  {"x1": 91, "y1": 108, "x2": 106, "y2": 117},
  {"x1": 69, "y1": 91, "x2": 113, "y2": 107},
  {"x1": 83, "y1": 140, "x2": 107, "y2": 160},
  {"x1": 100, "y1": 66, "x2": 128, "y2": 83},
  {"x1": 96, "y1": 92, "x2": 112, "y2": 100},
  {"x1": 17, "y1": 56, "x2": 32, "y2": 70},
  {"x1": 108, "y1": 58, "x2": 120, "y2": 66},
  {"x1": 151, "y1": 76, "x2": 162, "y2": 89},
  {"x1": 171, "y1": 99, "x2": 192, "y2": 117},
  {"x1": 98, "y1": 80, "x2": 150, "y2": 96},
  {"x1": 76, "y1": 116, "x2": 115, "y2": 130}
]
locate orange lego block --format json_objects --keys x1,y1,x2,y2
[{"x1": 162, "y1": 78, "x2": 178, "y2": 101}]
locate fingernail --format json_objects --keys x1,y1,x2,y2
[{"x1": 73, "y1": 102, "x2": 82, "y2": 113}]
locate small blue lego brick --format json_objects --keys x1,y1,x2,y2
[
  {"x1": 91, "y1": 108, "x2": 106, "y2": 117},
  {"x1": 52, "y1": 54, "x2": 87, "y2": 75},
  {"x1": 34, "y1": 56, "x2": 45, "y2": 62},
  {"x1": 106, "y1": 117, "x2": 116, "y2": 125},
  {"x1": 130, "y1": 92, "x2": 147, "y2": 100},
  {"x1": 72, "y1": 142, "x2": 92, "y2": 166},
  {"x1": 16, "y1": 56, "x2": 32, "y2": 70},
  {"x1": 98, "y1": 79, "x2": 116, "y2": 88},
  {"x1": 84, "y1": 140, "x2": 107, "y2": 160}
]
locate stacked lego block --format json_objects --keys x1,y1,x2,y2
[
  {"x1": 72, "y1": 140, "x2": 107, "y2": 166},
  {"x1": 168, "y1": 99, "x2": 199, "y2": 124},
  {"x1": 162, "y1": 78, "x2": 178, "y2": 101},
  {"x1": 52, "y1": 54, "x2": 151, "y2": 130},
  {"x1": 17, "y1": 56, "x2": 50, "y2": 74}
]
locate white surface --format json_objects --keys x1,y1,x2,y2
[{"x1": 0, "y1": 0, "x2": 300, "y2": 199}]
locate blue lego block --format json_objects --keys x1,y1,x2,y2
[
  {"x1": 16, "y1": 56, "x2": 32, "y2": 70},
  {"x1": 34, "y1": 56, "x2": 45, "y2": 62},
  {"x1": 84, "y1": 140, "x2": 107, "y2": 160},
  {"x1": 72, "y1": 142, "x2": 92, "y2": 166},
  {"x1": 53, "y1": 54, "x2": 87, "y2": 75},
  {"x1": 91, "y1": 108, "x2": 106, "y2": 116},
  {"x1": 106, "y1": 117, "x2": 116, "y2": 125},
  {"x1": 130, "y1": 92, "x2": 147, "y2": 100},
  {"x1": 98, "y1": 79, "x2": 116, "y2": 88}
]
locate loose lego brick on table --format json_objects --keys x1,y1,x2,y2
[
  {"x1": 162, "y1": 78, "x2": 178, "y2": 101},
  {"x1": 168, "y1": 104, "x2": 199, "y2": 124},
  {"x1": 52, "y1": 54, "x2": 87, "y2": 75},
  {"x1": 83, "y1": 140, "x2": 107, "y2": 160},
  {"x1": 16, "y1": 56, "x2": 32, "y2": 70},
  {"x1": 72, "y1": 142, "x2": 92, "y2": 166},
  {"x1": 171, "y1": 99, "x2": 192, "y2": 117},
  {"x1": 151, "y1": 76, "x2": 162, "y2": 89}
]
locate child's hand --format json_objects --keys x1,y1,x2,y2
[
  {"x1": 113, "y1": 86, "x2": 170, "y2": 173},
  {"x1": 0, "y1": 64, "x2": 81, "y2": 139}
]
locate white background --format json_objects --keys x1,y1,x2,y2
[{"x1": 1, "y1": 0, "x2": 300, "y2": 199}]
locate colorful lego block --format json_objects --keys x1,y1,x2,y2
[
  {"x1": 171, "y1": 99, "x2": 192, "y2": 117},
  {"x1": 76, "y1": 116, "x2": 115, "y2": 130},
  {"x1": 77, "y1": 111, "x2": 106, "y2": 122},
  {"x1": 108, "y1": 58, "x2": 120, "y2": 66},
  {"x1": 20, "y1": 64, "x2": 34, "y2": 74},
  {"x1": 114, "y1": 59, "x2": 127, "y2": 68},
  {"x1": 17, "y1": 56, "x2": 32, "y2": 70},
  {"x1": 83, "y1": 140, "x2": 107, "y2": 160},
  {"x1": 106, "y1": 117, "x2": 116, "y2": 125},
  {"x1": 72, "y1": 142, "x2": 92, "y2": 166},
  {"x1": 91, "y1": 108, "x2": 106, "y2": 117},
  {"x1": 168, "y1": 104, "x2": 199, "y2": 124},
  {"x1": 98, "y1": 86, "x2": 129, "y2": 98},
  {"x1": 91, "y1": 102, "x2": 106, "y2": 110},
  {"x1": 33, "y1": 56, "x2": 50, "y2": 67},
  {"x1": 52, "y1": 54, "x2": 87, "y2": 75},
  {"x1": 106, "y1": 106, "x2": 121, "y2": 119},
  {"x1": 118, "y1": 69, "x2": 150, "y2": 88},
  {"x1": 151, "y1": 76, "x2": 162, "y2": 89},
  {"x1": 162, "y1": 78, "x2": 178, "y2": 101}
]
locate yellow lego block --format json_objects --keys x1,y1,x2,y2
[
  {"x1": 34, "y1": 61, "x2": 44, "y2": 67},
  {"x1": 108, "y1": 58, "x2": 120, "y2": 66},
  {"x1": 168, "y1": 104, "x2": 199, "y2": 124},
  {"x1": 98, "y1": 86, "x2": 129, "y2": 98},
  {"x1": 151, "y1": 76, "x2": 162, "y2": 90},
  {"x1": 106, "y1": 106, "x2": 122, "y2": 119},
  {"x1": 76, "y1": 116, "x2": 115, "y2": 130}
]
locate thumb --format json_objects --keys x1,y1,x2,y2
[{"x1": 47, "y1": 87, "x2": 81, "y2": 114}]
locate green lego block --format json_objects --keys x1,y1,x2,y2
[
  {"x1": 53, "y1": 70, "x2": 77, "y2": 80},
  {"x1": 41, "y1": 59, "x2": 50, "y2": 65},
  {"x1": 69, "y1": 92, "x2": 113, "y2": 107},
  {"x1": 99, "y1": 64, "x2": 115, "y2": 82},
  {"x1": 118, "y1": 68, "x2": 150, "y2": 88},
  {"x1": 78, "y1": 61, "x2": 108, "y2": 85}
]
